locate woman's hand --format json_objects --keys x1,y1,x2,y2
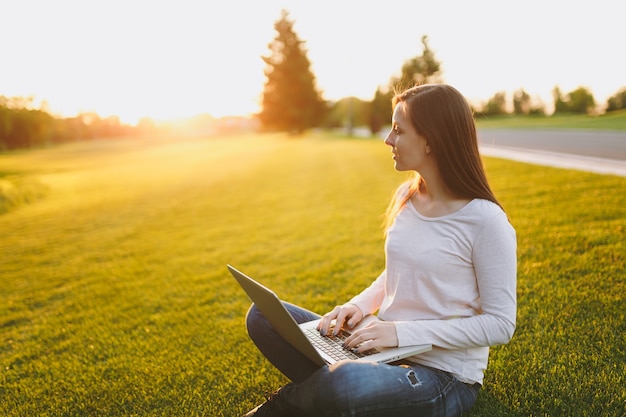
[
  {"x1": 343, "y1": 320, "x2": 399, "y2": 352},
  {"x1": 317, "y1": 303, "x2": 364, "y2": 336}
]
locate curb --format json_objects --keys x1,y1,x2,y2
[{"x1": 479, "y1": 145, "x2": 626, "y2": 178}]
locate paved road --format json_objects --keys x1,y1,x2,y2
[
  {"x1": 478, "y1": 129, "x2": 626, "y2": 161},
  {"x1": 477, "y1": 129, "x2": 626, "y2": 177}
]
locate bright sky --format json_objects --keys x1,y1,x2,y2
[{"x1": 1, "y1": 0, "x2": 623, "y2": 124}]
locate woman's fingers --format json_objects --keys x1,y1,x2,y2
[
  {"x1": 344, "y1": 321, "x2": 398, "y2": 351},
  {"x1": 316, "y1": 306, "x2": 340, "y2": 336},
  {"x1": 316, "y1": 304, "x2": 363, "y2": 336},
  {"x1": 345, "y1": 305, "x2": 363, "y2": 329}
]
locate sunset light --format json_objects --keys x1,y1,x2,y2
[
  {"x1": 2, "y1": 1, "x2": 626, "y2": 415},
  {"x1": 2, "y1": 0, "x2": 624, "y2": 124}
]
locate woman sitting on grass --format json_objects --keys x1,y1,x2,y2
[{"x1": 243, "y1": 84, "x2": 517, "y2": 417}]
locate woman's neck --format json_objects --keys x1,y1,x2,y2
[{"x1": 411, "y1": 176, "x2": 471, "y2": 217}]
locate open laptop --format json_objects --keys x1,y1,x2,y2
[{"x1": 228, "y1": 264, "x2": 431, "y2": 367}]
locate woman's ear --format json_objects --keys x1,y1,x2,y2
[{"x1": 425, "y1": 143, "x2": 431, "y2": 154}]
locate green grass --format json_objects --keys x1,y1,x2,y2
[
  {"x1": 1, "y1": 134, "x2": 625, "y2": 416},
  {"x1": 476, "y1": 109, "x2": 626, "y2": 131}
]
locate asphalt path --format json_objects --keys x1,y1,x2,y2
[{"x1": 477, "y1": 129, "x2": 626, "y2": 177}]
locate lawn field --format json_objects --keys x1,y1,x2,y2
[
  {"x1": 1, "y1": 133, "x2": 625, "y2": 416},
  {"x1": 475, "y1": 109, "x2": 626, "y2": 131}
]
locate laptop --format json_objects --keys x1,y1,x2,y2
[{"x1": 228, "y1": 264, "x2": 431, "y2": 367}]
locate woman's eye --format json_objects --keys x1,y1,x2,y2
[{"x1": 394, "y1": 128, "x2": 401, "y2": 134}]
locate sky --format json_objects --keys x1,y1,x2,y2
[{"x1": 1, "y1": 0, "x2": 624, "y2": 124}]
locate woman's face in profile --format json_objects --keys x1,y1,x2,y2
[{"x1": 384, "y1": 103, "x2": 430, "y2": 172}]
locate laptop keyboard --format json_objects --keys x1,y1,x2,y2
[{"x1": 305, "y1": 328, "x2": 380, "y2": 361}]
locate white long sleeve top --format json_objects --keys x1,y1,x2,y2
[{"x1": 349, "y1": 196, "x2": 517, "y2": 385}]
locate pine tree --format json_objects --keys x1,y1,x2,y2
[{"x1": 258, "y1": 10, "x2": 326, "y2": 134}]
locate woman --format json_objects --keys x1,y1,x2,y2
[{"x1": 243, "y1": 84, "x2": 517, "y2": 417}]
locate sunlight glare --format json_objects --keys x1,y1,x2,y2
[{"x1": 1, "y1": 0, "x2": 624, "y2": 122}]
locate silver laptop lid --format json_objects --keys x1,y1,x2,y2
[{"x1": 228, "y1": 264, "x2": 326, "y2": 366}]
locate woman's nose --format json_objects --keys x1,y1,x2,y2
[{"x1": 384, "y1": 131, "x2": 394, "y2": 146}]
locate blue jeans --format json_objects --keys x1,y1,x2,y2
[{"x1": 246, "y1": 302, "x2": 480, "y2": 417}]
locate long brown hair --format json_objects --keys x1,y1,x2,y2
[{"x1": 384, "y1": 84, "x2": 502, "y2": 230}]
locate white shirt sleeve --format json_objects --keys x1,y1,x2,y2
[{"x1": 348, "y1": 270, "x2": 386, "y2": 316}]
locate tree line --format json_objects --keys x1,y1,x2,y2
[
  {"x1": 0, "y1": 96, "x2": 135, "y2": 151},
  {"x1": 259, "y1": 10, "x2": 626, "y2": 135}
]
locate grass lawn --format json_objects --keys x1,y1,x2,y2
[
  {"x1": 1, "y1": 133, "x2": 625, "y2": 416},
  {"x1": 475, "y1": 109, "x2": 626, "y2": 131}
]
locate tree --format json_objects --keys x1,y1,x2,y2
[
  {"x1": 0, "y1": 98, "x2": 55, "y2": 149},
  {"x1": 365, "y1": 35, "x2": 441, "y2": 136},
  {"x1": 0, "y1": 96, "x2": 137, "y2": 151},
  {"x1": 390, "y1": 35, "x2": 442, "y2": 91},
  {"x1": 553, "y1": 86, "x2": 595, "y2": 114},
  {"x1": 368, "y1": 86, "x2": 393, "y2": 135},
  {"x1": 567, "y1": 87, "x2": 595, "y2": 114},
  {"x1": 323, "y1": 97, "x2": 369, "y2": 135},
  {"x1": 258, "y1": 10, "x2": 327, "y2": 134},
  {"x1": 606, "y1": 87, "x2": 626, "y2": 112},
  {"x1": 513, "y1": 89, "x2": 531, "y2": 115},
  {"x1": 552, "y1": 86, "x2": 568, "y2": 113},
  {"x1": 482, "y1": 91, "x2": 508, "y2": 116}
]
